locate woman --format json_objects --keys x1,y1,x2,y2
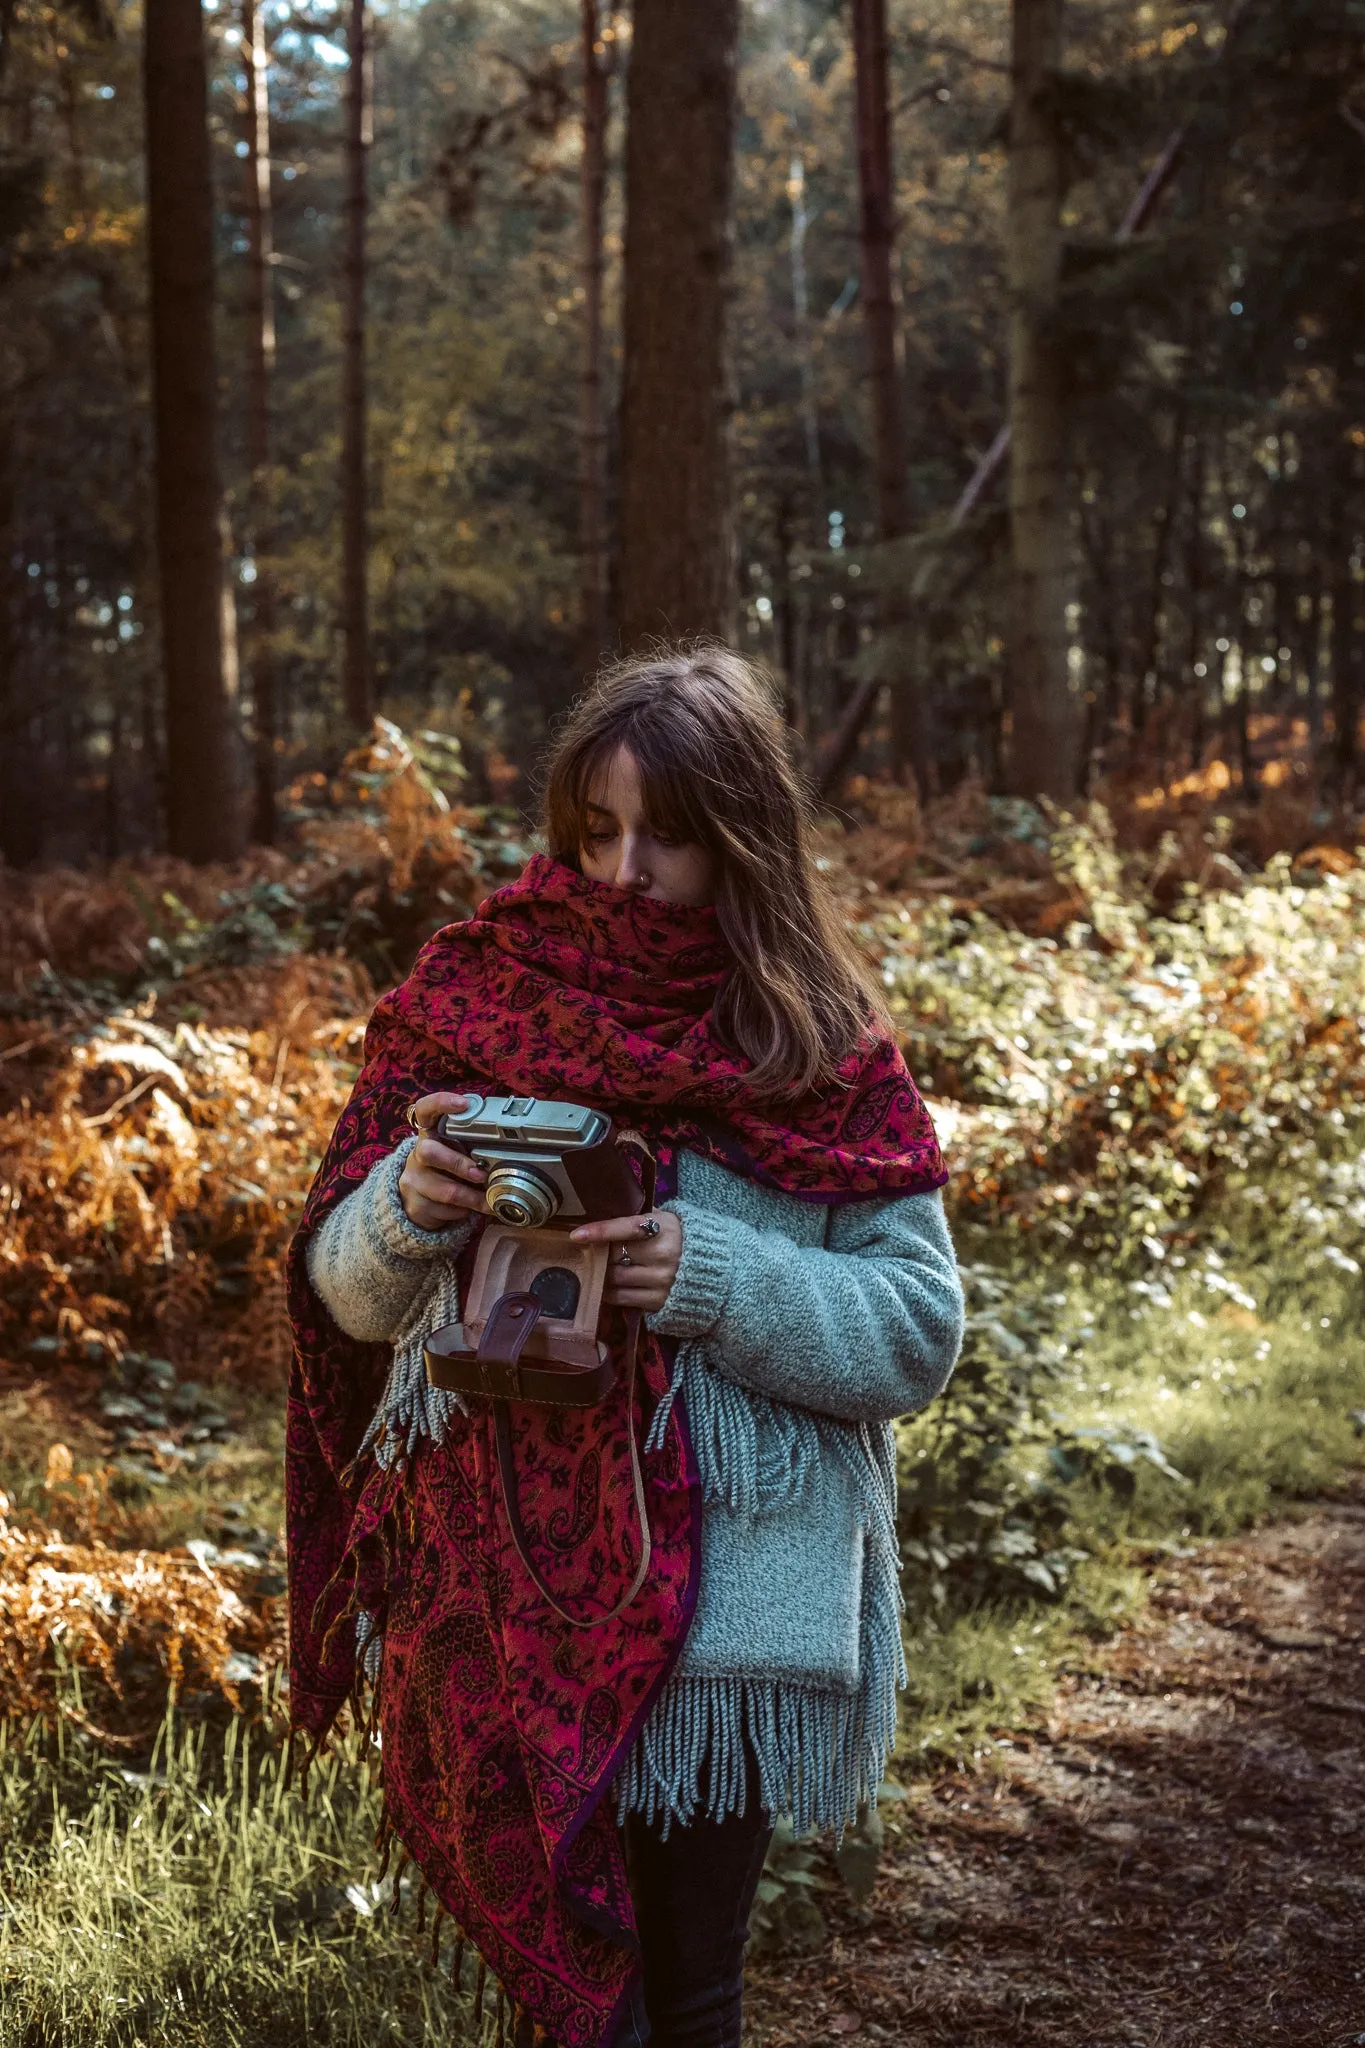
[{"x1": 287, "y1": 646, "x2": 963, "y2": 2048}]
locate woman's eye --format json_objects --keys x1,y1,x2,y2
[{"x1": 583, "y1": 825, "x2": 616, "y2": 846}]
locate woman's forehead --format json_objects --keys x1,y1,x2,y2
[
  {"x1": 579, "y1": 738, "x2": 696, "y2": 837},
  {"x1": 583, "y1": 744, "x2": 642, "y2": 811}
]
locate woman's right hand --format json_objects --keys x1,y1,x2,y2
[{"x1": 397, "y1": 1093, "x2": 488, "y2": 1230}]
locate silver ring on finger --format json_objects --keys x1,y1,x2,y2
[
  {"x1": 616, "y1": 1247, "x2": 632, "y2": 1268},
  {"x1": 637, "y1": 1216, "x2": 661, "y2": 1237}
]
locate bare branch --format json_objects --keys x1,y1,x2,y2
[{"x1": 896, "y1": 29, "x2": 1010, "y2": 76}]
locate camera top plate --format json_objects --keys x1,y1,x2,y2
[{"x1": 436, "y1": 1095, "x2": 609, "y2": 1151}]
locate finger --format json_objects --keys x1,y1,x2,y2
[
  {"x1": 403, "y1": 1166, "x2": 485, "y2": 1213},
  {"x1": 570, "y1": 1213, "x2": 653, "y2": 1244},
  {"x1": 606, "y1": 1259, "x2": 672, "y2": 1288},
  {"x1": 408, "y1": 1090, "x2": 475, "y2": 1133},
  {"x1": 604, "y1": 1286, "x2": 667, "y2": 1311},
  {"x1": 414, "y1": 1138, "x2": 486, "y2": 1184}
]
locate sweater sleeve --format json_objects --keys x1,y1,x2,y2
[
  {"x1": 647, "y1": 1186, "x2": 964, "y2": 1425},
  {"x1": 304, "y1": 1135, "x2": 474, "y2": 1343}
]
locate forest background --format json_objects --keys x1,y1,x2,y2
[{"x1": 3, "y1": 1, "x2": 1365, "y2": 2044}]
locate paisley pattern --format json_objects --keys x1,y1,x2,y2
[{"x1": 286, "y1": 856, "x2": 945, "y2": 2048}]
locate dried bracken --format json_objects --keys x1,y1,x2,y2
[{"x1": 0, "y1": 1492, "x2": 275, "y2": 1730}]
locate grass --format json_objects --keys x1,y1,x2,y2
[
  {"x1": 0, "y1": 1691, "x2": 479, "y2": 2048},
  {"x1": 892, "y1": 1247, "x2": 1365, "y2": 1767}
]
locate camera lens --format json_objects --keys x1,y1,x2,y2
[{"x1": 484, "y1": 1163, "x2": 559, "y2": 1228}]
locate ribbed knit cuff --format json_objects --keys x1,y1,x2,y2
[
  {"x1": 649, "y1": 1200, "x2": 734, "y2": 1339},
  {"x1": 365, "y1": 1137, "x2": 474, "y2": 1265}
]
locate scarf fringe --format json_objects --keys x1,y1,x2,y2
[
  {"x1": 633, "y1": 1349, "x2": 907, "y2": 1841},
  {"x1": 615, "y1": 1586, "x2": 901, "y2": 1847},
  {"x1": 361, "y1": 1790, "x2": 521, "y2": 2042},
  {"x1": 647, "y1": 1343, "x2": 902, "y2": 1536},
  {"x1": 355, "y1": 1256, "x2": 469, "y2": 1474}
]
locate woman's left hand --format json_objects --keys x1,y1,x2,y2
[{"x1": 570, "y1": 1210, "x2": 684, "y2": 1314}]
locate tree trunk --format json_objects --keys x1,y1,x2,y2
[
  {"x1": 144, "y1": 0, "x2": 242, "y2": 860},
  {"x1": 1330, "y1": 440, "x2": 1361, "y2": 804},
  {"x1": 852, "y1": 0, "x2": 906, "y2": 543},
  {"x1": 618, "y1": 0, "x2": 739, "y2": 649},
  {"x1": 578, "y1": 0, "x2": 612, "y2": 676},
  {"x1": 1004, "y1": 0, "x2": 1075, "y2": 798},
  {"x1": 787, "y1": 152, "x2": 824, "y2": 538},
  {"x1": 0, "y1": 413, "x2": 37, "y2": 866},
  {"x1": 242, "y1": 0, "x2": 279, "y2": 842},
  {"x1": 341, "y1": 0, "x2": 372, "y2": 730},
  {"x1": 1184, "y1": 429, "x2": 1207, "y2": 770},
  {"x1": 851, "y1": 0, "x2": 922, "y2": 785}
]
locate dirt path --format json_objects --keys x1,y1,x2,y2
[{"x1": 749, "y1": 1483, "x2": 1365, "y2": 2048}]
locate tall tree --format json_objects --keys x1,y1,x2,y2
[
  {"x1": 851, "y1": 0, "x2": 921, "y2": 784},
  {"x1": 1004, "y1": 0, "x2": 1075, "y2": 797},
  {"x1": 340, "y1": 0, "x2": 372, "y2": 730},
  {"x1": 578, "y1": 0, "x2": 613, "y2": 676},
  {"x1": 852, "y1": 0, "x2": 907, "y2": 547},
  {"x1": 784, "y1": 150, "x2": 822, "y2": 734},
  {"x1": 242, "y1": 0, "x2": 278, "y2": 842},
  {"x1": 144, "y1": 0, "x2": 241, "y2": 859},
  {"x1": 617, "y1": 0, "x2": 740, "y2": 649},
  {"x1": 812, "y1": 0, "x2": 918, "y2": 799}
]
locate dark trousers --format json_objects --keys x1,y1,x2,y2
[{"x1": 617, "y1": 1794, "x2": 775, "y2": 2048}]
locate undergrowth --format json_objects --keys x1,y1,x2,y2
[
  {"x1": 0, "y1": 1694, "x2": 477, "y2": 2048},
  {"x1": 894, "y1": 1241, "x2": 1365, "y2": 1764}
]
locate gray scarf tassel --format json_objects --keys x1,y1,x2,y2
[
  {"x1": 355, "y1": 1256, "x2": 470, "y2": 1472},
  {"x1": 350, "y1": 1256, "x2": 473, "y2": 1685},
  {"x1": 354, "y1": 1605, "x2": 384, "y2": 1685}
]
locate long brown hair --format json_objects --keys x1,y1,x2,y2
[{"x1": 540, "y1": 644, "x2": 888, "y2": 1099}]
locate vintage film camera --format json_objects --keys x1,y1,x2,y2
[{"x1": 423, "y1": 1094, "x2": 652, "y2": 1407}]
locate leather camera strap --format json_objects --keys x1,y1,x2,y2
[
  {"x1": 492, "y1": 1308, "x2": 653, "y2": 1630},
  {"x1": 615, "y1": 1128, "x2": 657, "y2": 1211}
]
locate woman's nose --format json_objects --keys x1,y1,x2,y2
[{"x1": 614, "y1": 831, "x2": 652, "y2": 891}]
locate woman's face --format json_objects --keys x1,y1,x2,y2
[{"x1": 579, "y1": 747, "x2": 717, "y2": 906}]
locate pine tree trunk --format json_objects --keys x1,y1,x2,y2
[
  {"x1": 852, "y1": 0, "x2": 906, "y2": 543},
  {"x1": 0, "y1": 414, "x2": 37, "y2": 865},
  {"x1": 144, "y1": 0, "x2": 242, "y2": 860},
  {"x1": 1330, "y1": 439, "x2": 1361, "y2": 803},
  {"x1": 341, "y1": 0, "x2": 372, "y2": 730},
  {"x1": 1005, "y1": 0, "x2": 1076, "y2": 798},
  {"x1": 851, "y1": 0, "x2": 922, "y2": 785},
  {"x1": 578, "y1": 0, "x2": 611, "y2": 676},
  {"x1": 787, "y1": 152, "x2": 823, "y2": 536},
  {"x1": 618, "y1": 0, "x2": 739, "y2": 650},
  {"x1": 242, "y1": 0, "x2": 279, "y2": 842}
]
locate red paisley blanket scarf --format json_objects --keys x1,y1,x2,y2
[{"x1": 286, "y1": 855, "x2": 946, "y2": 2048}]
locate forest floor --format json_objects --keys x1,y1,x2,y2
[{"x1": 750, "y1": 1477, "x2": 1365, "y2": 2048}]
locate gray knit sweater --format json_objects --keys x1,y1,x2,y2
[{"x1": 305, "y1": 1137, "x2": 963, "y2": 1835}]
